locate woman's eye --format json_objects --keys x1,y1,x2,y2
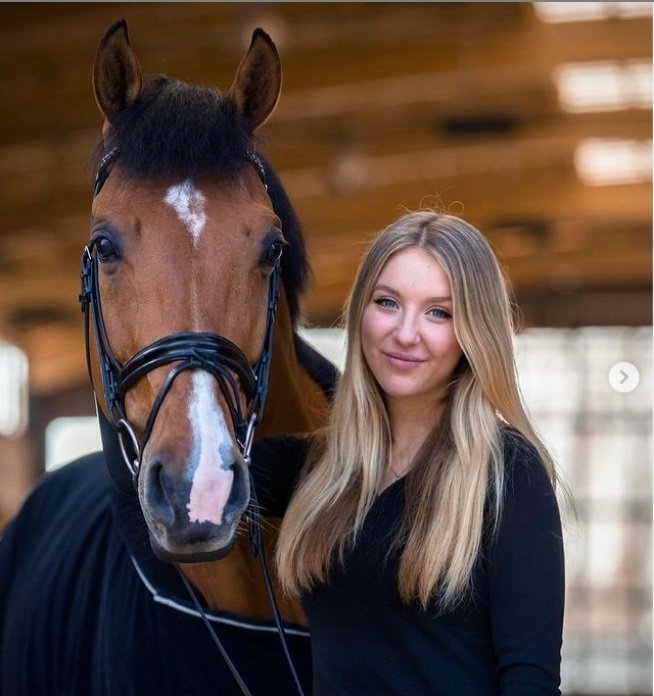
[
  {"x1": 374, "y1": 297, "x2": 397, "y2": 309},
  {"x1": 428, "y1": 307, "x2": 451, "y2": 319},
  {"x1": 95, "y1": 236, "x2": 119, "y2": 261}
]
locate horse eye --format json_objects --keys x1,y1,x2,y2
[
  {"x1": 95, "y1": 236, "x2": 119, "y2": 262},
  {"x1": 262, "y1": 238, "x2": 284, "y2": 268}
]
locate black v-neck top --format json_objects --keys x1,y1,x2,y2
[{"x1": 250, "y1": 430, "x2": 565, "y2": 696}]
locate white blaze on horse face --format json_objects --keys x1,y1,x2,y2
[
  {"x1": 164, "y1": 180, "x2": 207, "y2": 246},
  {"x1": 187, "y1": 371, "x2": 234, "y2": 525},
  {"x1": 165, "y1": 181, "x2": 234, "y2": 526},
  {"x1": 164, "y1": 179, "x2": 207, "y2": 327}
]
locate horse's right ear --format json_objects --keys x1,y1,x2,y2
[{"x1": 93, "y1": 20, "x2": 143, "y2": 134}]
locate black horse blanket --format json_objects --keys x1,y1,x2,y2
[
  {"x1": 0, "y1": 337, "x2": 338, "y2": 696},
  {"x1": 0, "y1": 451, "x2": 312, "y2": 696}
]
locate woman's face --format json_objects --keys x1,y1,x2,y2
[{"x1": 360, "y1": 246, "x2": 463, "y2": 410}]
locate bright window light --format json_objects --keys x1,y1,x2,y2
[
  {"x1": 575, "y1": 139, "x2": 653, "y2": 186},
  {"x1": 45, "y1": 417, "x2": 101, "y2": 471},
  {"x1": 618, "y1": 2, "x2": 654, "y2": 17},
  {"x1": 534, "y1": 2, "x2": 653, "y2": 23},
  {"x1": 0, "y1": 339, "x2": 28, "y2": 438},
  {"x1": 554, "y1": 60, "x2": 652, "y2": 113},
  {"x1": 299, "y1": 328, "x2": 346, "y2": 371}
]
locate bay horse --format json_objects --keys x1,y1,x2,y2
[{"x1": 0, "y1": 21, "x2": 336, "y2": 696}]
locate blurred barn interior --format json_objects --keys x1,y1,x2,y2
[{"x1": 0, "y1": 4, "x2": 651, "y2": 694}]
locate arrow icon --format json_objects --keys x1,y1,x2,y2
[{"x1": 609, "y1": 362, "x2": 640, "y2": 394}]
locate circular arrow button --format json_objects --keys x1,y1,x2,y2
[{"x1": 608, "y1": 362, "x2": 640, "y2": 394}]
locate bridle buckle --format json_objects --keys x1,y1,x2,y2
[{"x1": 241, "y1": 412, "x2": 258, "y2": 465}]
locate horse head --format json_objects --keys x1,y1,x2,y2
[{"x1": 85, "y1": 20, "x2": 290, "y2": 563}]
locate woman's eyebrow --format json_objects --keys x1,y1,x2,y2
[{"x1": 373, "y1": 284, "x2": 452, "y2": 303}]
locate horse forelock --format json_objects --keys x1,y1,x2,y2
[
  {"x1": 92, "y1": 75, "x2": 250, "y2": 181},
  {"x1": 90, "y1": 74, "x2": 309, "y2": 326}
]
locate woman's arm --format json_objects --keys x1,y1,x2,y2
[
  {"x1": 249, "y1": 434, "x2": 312, "y2": 517},
  {"x1": 489, "y1": 433, "x2": 565, "y2": 695}
]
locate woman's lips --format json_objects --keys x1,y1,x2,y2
[{"x1": 383, "y1": 351, "x2": 425, "y2": 369}]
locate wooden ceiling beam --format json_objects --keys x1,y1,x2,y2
[
  {"x1": 0, "y1": 109, "x2": 650, "y2": 235},
  {"x1": 0, "y1": 6, "x2": 649, "y2": 143},
  {"x1": 289, "y1": 177, "x2": 652, "y2": 234}
]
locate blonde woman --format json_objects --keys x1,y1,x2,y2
[{"x1": 253, "y1": 210, "x2": 565, "y2": 695}]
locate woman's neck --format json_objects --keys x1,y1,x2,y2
[{"x1": 384, "y1": 395, "x2": 446, "y2": 482}]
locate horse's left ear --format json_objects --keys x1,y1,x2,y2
[
  {"x1": 228, "y1": 28, "x2": 282, "y2": 132},
  {"x1": 93, "y1": 20, "x2": 143, "y2": 134}
]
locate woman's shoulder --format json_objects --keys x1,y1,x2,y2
[
  {"x1": 498, "y1": 427, "x2": 555, "y2": 499},
  {"x1": 499, "y1": 426, "x2": 539, "y2": 462}
]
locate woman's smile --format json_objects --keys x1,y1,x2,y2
[{"x1": 383, "y1": 351, "x2": 426, "y2": 369}]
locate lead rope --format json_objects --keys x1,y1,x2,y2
[
  {"x1": 174, "y1": 440, "x2": 306, "y2": 696},
  {"x1": 174, "y1": 445, "x2": 306, "y2": 695},
  {"x1": 176, "y1": 500, "x2": 306, "y2": 696},
  {"x1": 176, "y1": 569, "x2": 254, "y2": 696},
  {"x1": 247, "y1": 478, "x2": 306, "y2": 696}
]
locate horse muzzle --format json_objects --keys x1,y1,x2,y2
[{"x1": 139, "y1": 447, "x2": 251, "y2": 562}]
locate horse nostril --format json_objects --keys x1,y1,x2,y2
[
  {"x1": 223, "y1": 456, "x2": 250, "y2": 525},
  {"x1": 144, "y1": 460, "x2": 176, "y2": 526}
]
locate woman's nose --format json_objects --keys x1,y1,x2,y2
[{"x1": 393, "y1": 312, "x2": 419, "y2": 345}]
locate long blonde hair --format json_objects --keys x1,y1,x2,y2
[{"x1": 276, "y1": 210, "x2": 557, "y2": 609}]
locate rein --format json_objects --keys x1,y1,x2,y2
[{"x1": 81, "y1": 148, "x2": 304, "y2": 696}]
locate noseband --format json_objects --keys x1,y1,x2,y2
[{"x1": 80, "y1": 147, "x2": 280, "y2": 483}]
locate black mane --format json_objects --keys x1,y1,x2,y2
[{"x1": 91, "y1": 74, "x2": 309, "y2": 324}]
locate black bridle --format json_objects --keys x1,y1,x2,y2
[
  {"x1": 81, "y1": 147, "x2": 304, "y2": 696},
  {"x1": 82, "y1": 147, "x2": 279, "y2": 480}
]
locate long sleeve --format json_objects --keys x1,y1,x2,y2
[
  {"x1": 489, "y1": 434, "x2": 565, "y2": 695},
  {"x1": 249, "y1": 434, "x2": 312, "y2": 517}
]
